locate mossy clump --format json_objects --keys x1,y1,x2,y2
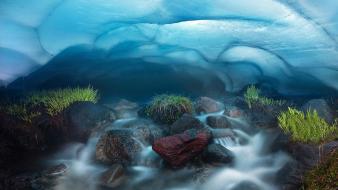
[
  {"x1": 244, "y1": 85, "x2": 285, "y2": 109},
  {"x1": 1, "y1": 86, "x2": 99, "y2": 123},
  {"x1": 278, "y1": 107, "x2": 337, "y2": 144},
  {"x1": 27, "y1": 86, "x2": 98, "y2": 116},
  {"x1": 304, "y1": 150, "x2": 338, "y2": 190},
  {"x1": 146, "y1": 94, "x2": 193, "y2": 124}
]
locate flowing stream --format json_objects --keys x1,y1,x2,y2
[{"x1": 45, "y1": 110, "x2": 289, "y2": 190}]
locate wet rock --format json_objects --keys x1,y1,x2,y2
[
  {"x1": 108, "y1": 99, "x2": 139, "y2": 119},
  {"x1": 152, "y1": 129, "x2": 212, "y2": 167},
  {"x1": 301, "y1": 99, "x2": 334, "y2": 123},
  {"x1": 223, "y1": 106, "x2": 244, "y2": 118},
  {"x1": 193, "y1": 166, "x2": 213, "y2": 184},
  {"x1": 277, "y1": 141, "x2": 338, "y2": 189},
  {"x1": 0, "y1": 112, "x2": 47, "y2": 152},
  {"x1": 99, "y1": 164, "x2": 125, "y2": 188},
  {"x1": 32, "y1": 164, "x2": 68, "y2": 190},
  {"x1": 202, "y1": 144, "x2": 234, "y2": 165},
  {"x1": 194, "y1": 97, "x2": 224, "y2": 114},
  {"x1": 288, "y1": 141, "x2": 338, "y2": 170},
  {"x1": 66, "y1": 102, "x2": 116, "y2": 138},
  {"x1": 277, "y1": 160, "x2": 302, "y2": 190},
  {"x1": 210, "y1": 129, "x2": 235, "y2": 139},
  {"x1": 95, "y1": 129, "x2": 143, "y2": 165},
  {"x1": 119, "y1": 119, "x2": 165, "y2": 145},
  {"x1": 248, "y1": 105, "x2": 279, "y2": 128},
  {"x1": 37, "y1": 101, "x2": 118, "y2": 144},
  {"x1": 43, "y1": 164, "x2": 68, "y2": 177},
  {"x1": 223, "y1": 96, "x2": 248, "y2": 109},
  {"x1": 170, "y1": 114, "x2": 204, "y2": 135},
  {"x1": 0, "y1": 101, "x2": 116, "y2": 160},
  {"x1": 268, "y1": 128, "x2": 290, "y2": 153},
  {"x1": 206, "y1": 115, "x2": 230, "y2": 129},
  {"x1": 132, "y1": 126, "x2": 156, "y2": 145},
  {"x1": 230, "y1": 181, "x2": 260, "y2": 190}
]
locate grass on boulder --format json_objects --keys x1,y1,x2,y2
[
  {"x1": 27, "y1": 86, "x2": 98, "y2": 116},
  {"x1": 278, "y1": 107, "x2": 337, "y2": 144},
  {"x1": 146, "y1": 94, "x2": 193, "y2": 124},
  {"x1": 244, "y1": 85, "x2": 285, "y2": 109},
  {"x1": 1, "y1": 86, "x2": 99, "y2": 123},
  {"x1": 304, "y1": 150, "x2": 338, "y2": 190}
]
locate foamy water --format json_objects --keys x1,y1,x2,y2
[{"x1": 49, "y1": 110, "x2": 289, "y2": 190}]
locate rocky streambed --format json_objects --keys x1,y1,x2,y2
[{"x1": 0, "y1": 96, "x2": 337, "y2": 190}]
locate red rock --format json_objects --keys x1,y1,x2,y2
[{"x1": 152, "y1": 129, "x2": 211, "y2": 167}]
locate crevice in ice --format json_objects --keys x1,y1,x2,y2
[{"x1": 34, "y1": 28, "x2": 53, "y2": 56}]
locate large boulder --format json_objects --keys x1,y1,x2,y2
[
  {"x1": 301, "y1": 99, "x2": 334, "y2": 123},
  {"x1": 202, "y1": 144, "x2": 234, "y2": 165},
  {"x1": 65, "y1": 102, "x2": 116, "y2": 136},
  {"x1": 145, "y1": 95, "x2": 193, "y2": 124},
  {"x1": 0, "y1": 112, "x2": 46, "y2": 152},
  {"x1": 0, "y1": 101, "x2": 116, "y2": 153},
  {"x1": 288, "y1": 141, "x2": 337, "y2": 171},
  {"x1": 251, "y1": 113, "x2": 276, "y2": 129},
  {"x1": 194, "y1": 97, "x2": 224, "y2": 114},
  {"x1": 152, "y1": 129, "x2": 212, "y2": 167},
  {"x1": 223, "y1": 96, "x2": 248, "y2": 110},
  {"x1": 170, "y1": 114, "x2": 204, "y2": 135},
  {"x1": 277, "y1": 141, "x2": 338, "y2": 189},
  {"x1": 206, "y1": 115, "x2": 230, "y2": 129},
  {"x1": 121, "y1": 119, "x2": 165, "y2": 145},
  {"x1": 0, "y1": 101, "x2": 118, "y2": 177},
  {"x1": 95, "y1": 129, "x2": 143, "y2": 165},
  {"x1": 98, "y1": 164, "x2": 126, "y2": 188},
  {"x1": 248, "y1": 105, "x2": 280, "y2": 129}
]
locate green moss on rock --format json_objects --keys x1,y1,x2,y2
[
  {"x1": 304, "y1": 150, "x2": 338, "y2": 190},
  {"x1": 1, "y1": 86, "x2": 99, "y2": 123},
  {"x1": 146, "y1": 94, "x2": 193, "y2": 124},
  {"x1": 244, "y1": 85, "x2": 285, "y2": 109},
  {"x1": 27, "y1": 86, "x2": 98, "y2": 116}
]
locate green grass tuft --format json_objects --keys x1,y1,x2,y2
[
  {"x1": 244, "y1": 85, "x2": 285, "y2": 108},
  {"x1": 1, "y1": 86, "x2": 99, "y2": 122},
  {"x1": 146, "y1": 94, "x2": 193, "y2": 124},
  {"x1": 278, "y1": 107, "x2": 337, "y2": 144},
  {"x1": 27, "y1": 86, "x2": 98, "y2": 116}
]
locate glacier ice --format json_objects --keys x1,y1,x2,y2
[{"x1": 0, "y1": 0, "x2": 338, "y2": 95}]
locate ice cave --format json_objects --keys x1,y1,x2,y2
[{"x1": 0, "y1": 1, "x2": 337, "y2": 190}]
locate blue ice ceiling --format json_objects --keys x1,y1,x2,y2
[{"x1": 0, "y1": 0, "x2": 338, "y2": 94}]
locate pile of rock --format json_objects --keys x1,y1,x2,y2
[{"x1": 95, "y1": 97, "x2": 237, "y2": 169}]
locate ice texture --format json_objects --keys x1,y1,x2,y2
[{"x1": 0, "y1": 0, "x2": 337, "y2": 94}]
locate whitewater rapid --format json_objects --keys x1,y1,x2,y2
[{"x1": 47, "y1": 110, "x2": 289, "y2": 190}]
